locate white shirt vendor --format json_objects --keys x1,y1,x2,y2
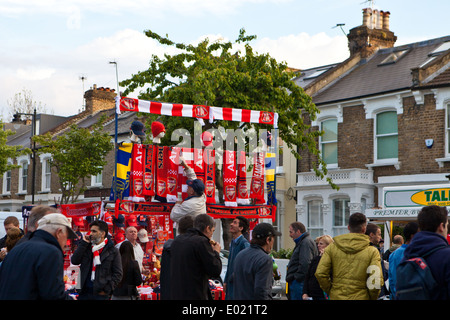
[
  {"x1": 170, "y1": 162, "x2": 206, "y2": 223},
  {"x1": 115, "y1": 233, "x2": 145, "y2": 272}
]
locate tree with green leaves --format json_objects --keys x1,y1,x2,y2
[
  {"x1": 121, "y1": 28, "x2": 336, "y2": 248},
  {"x1": 121, "y1": 28, "x2": 335, "y2": 189},
  {"x1": 32, "y1": 118, "x2": 113, "y2": 204},
  {"x1": 0, "y1": 122, "x2": 30, "y2": 175}
]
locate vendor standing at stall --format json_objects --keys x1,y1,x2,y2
[{"x1": 170, "y1": 158, "x2": 206, "y2": 225}]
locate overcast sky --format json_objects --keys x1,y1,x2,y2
[{"x1": 0, "y1": 0, "x2": 448, "y2": 118}]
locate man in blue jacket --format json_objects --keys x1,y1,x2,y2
[
  {"x1": 224, "y1": 216, "x2": 250, "y2": 299},
  {"x1": 0, "y1": 213, "x2": 77, "y2": 300},
  {"x1": 402, "y1": 205, "x2": 450, "y2": 299},
  {"x1": 232, "y1": 223, "x2": 281, "y2": 300}
]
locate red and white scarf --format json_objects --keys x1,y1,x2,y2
[
  {"x1": 236, "y1": 150, "x2": 249, "y2": 205},
  {"x1": 223, "y1": 150, "x2": 237, "y2": 207},
  {"x1": 167, "y1": 147, "x2": 180, "y2": 203},
  {"x1": 129, "y1": 144, "x2": 145, "y2": 202},
  {"x1": 91, "y1": 239, "x2": 107, "y2": 281},
  {"x1": 250, "y1": 152, "x2": 265, "y2": 204}
]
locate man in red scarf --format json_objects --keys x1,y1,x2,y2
[{"x1": 71, "y1": 220, "x2": 122, "y2": 300}]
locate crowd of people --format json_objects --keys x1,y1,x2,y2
[{"x1": 0, "y1": 193, "x2": 449, "y2": 300}]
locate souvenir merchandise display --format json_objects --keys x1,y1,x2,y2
[{"x1": 57, "y1": 95, "x2": 280, "y2": 300}]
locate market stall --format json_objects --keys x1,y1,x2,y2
[{"x1": 59, "y1": 96, "x2": 280, "y2": 299}]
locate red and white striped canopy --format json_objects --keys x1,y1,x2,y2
[{"x1": 116, "y1": 97, "x2": 278, "y2": 128}]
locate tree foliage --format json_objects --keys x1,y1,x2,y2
[
  {"x1": 33, "y1": 117, "x2": 113, "y2": 204},
  {"x1": 121, "y1": 28, "x2": 336, "y2": 189},
  {"x1": 0, "y1": 122, "x2": 30, "y2": 175}
]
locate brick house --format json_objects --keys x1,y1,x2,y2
[
  {"x1": 0, "y1": 85, "x2": 145, "y2": 211},
  {"x1": 294, "y1": 7, "x2": 450, "y2": 244}
]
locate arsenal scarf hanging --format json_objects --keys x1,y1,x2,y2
[
  {"x1": 223, "y1": 150, "x2": 237, "y2": 207},
  {"x1": 236, "y1": 151, "x2": 250, "y2": 205},
  {"x1": 143, "y1": 145, "x2": 156, "y2": 196},
  {"x1": 155, "y1": 146, "x2": 167, "y2": 200},
  {"x1": 193, "y1": 147, "x2": 205, "y2": 184},
  {"x1": 166, "y1": 147, "x2": 180, "y2": 203},
  {"x1": 250, "y1": 152, "x2": 265, "y2": 204},
  {"x1": 204, "y1": 148, "x2": 216, "y2": 204},
  {"x1": 129, "y1": 143, "x2": 145, "y2": 202}
]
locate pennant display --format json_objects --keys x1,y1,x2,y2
[
  {"x1": 129, "y1": 143, "x2": 146, "y2": 202},
  {"x1": 110, "y1": 142, "x2": 133, "y2": 200},
  {"x1": 223, "y1": 150, "x2": 237, "y2": 207},
  {"x1": 236, "y1": 151, "x2": 249, "y2": 205},
  {"x1": 250, "y1": 152, "x2": 265, "y2": 204},
  {"x1": 143, "y1": 145, "x2": 156, "y2": 196}
]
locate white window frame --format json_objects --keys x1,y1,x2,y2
[
  {"x1": 91, "y1": 168, "x2": 103, "y2": 187},
  {"x1": 2, "y1": 160, "x2": 12, "y2": 195},
  {"x1": 446, "y1": 102, "x2": 450, "y2": 157},
  {"x1": 374, "y1": 110, "x2": 398, "y2": 164},
  {"x1": 39, "y1": 153, "x2": 52, "y2": 192},
  {"x1": 307, "y1": 199, "x2": 323, "y2": 239},
  {"x1": 17, "y1": 155, "x2": 30, "y2": 194},
  {"x1": 320, "y1": 118, "x2": 338, "y2": 168}
]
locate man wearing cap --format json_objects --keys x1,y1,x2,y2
[
  {"x1": 0, "y1": 213, "x2": 78, "y2": 300},
  {"x1": 170, "y1": 158, "x2": 206, "y2": 226},
  {"x1": 231, "y1": 223, "x2": 281, "y2": 300}
]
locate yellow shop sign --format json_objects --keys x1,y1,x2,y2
[{"x1": 411, "y1": 188, "x2": 450, "y2": 206}]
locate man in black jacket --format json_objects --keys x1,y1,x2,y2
[
  {"x1": 169, "y1": 214, "x2": 222, "y2": 300},
  {"x1": 0, "y1": 213, "x2": 77, "y2": 300},
  {"x1": 71, "y1": 219, "x2": 122, "y2": 300}
]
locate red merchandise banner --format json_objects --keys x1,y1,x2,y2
[
  {"x1": 204, "y1": 148, "x2": 216, "y2": 204},
  {"x1": 155, "y1": 146, "x2": 167, "y2": 198},
  {"x1": 237, "y1": 150, "x2": 249, "y2": 205},
  {"x1": 250, "y1": 152, "x2": 265, "y2": 204},
  {"x1": 129, "y1": 143, "x2": 145, "y2": 202},
  {"x1": 166, "y1": 147, "x2": 180, "y2": 203},
  {"x1": 223, "y1": 150, "x2": 237, "y2": 207},
  {"x1": 114, "y1": 200, "x2": 275, "y2": 221},
  {"x1": 143, "y1": 145, "x2": 156, "y2": 196},
  {"x1": 60, "y1": 201, "x2": 102, "y2": 217},
  {"x1": 193, "y1": 148, "x2": 205, "y2": 183},
  {"x1": 207, "y1": 204, "x2": 276, "y2": 222}
]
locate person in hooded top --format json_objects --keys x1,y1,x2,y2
[
  {"x1": 315, "y1": 212, "x2": 383, "y2": 300},
  {"x1": 400, "y1": 205, "x2": 450, "y2": 300}
]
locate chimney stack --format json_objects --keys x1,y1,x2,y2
[
  {"x1": 347, "y1": 7, "x2": 396, "y2": 57},
  {"x1": 83, "y1": 84, "x2": 116, "y2": 114}
]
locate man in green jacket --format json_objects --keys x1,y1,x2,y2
[{"x1": 315, "y1": 212, "x2": 383, "y2": 300}]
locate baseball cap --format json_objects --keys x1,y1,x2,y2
[
  {"x1": 126, "y1": 214, "x2": 138, "y2": 227},
  {"x1": 130, "y1": 120, "x2": 145, "y2": 137},
  {"x1": 138, "y1": 228, "x2": 149, "y2": 243},
  {"x1": 186, "y1": 179, "x2": 205, "y2": 195},
  {"x1": 252, "y1": 223, "x2": 281, "y2": 239},
  {"x1": 37, "y1": 213, "x2": 78, "y2": 239}
]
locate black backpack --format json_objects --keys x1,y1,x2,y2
[{"x1": 395, "y1": 246, "x2": 445, "y2": 300}]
